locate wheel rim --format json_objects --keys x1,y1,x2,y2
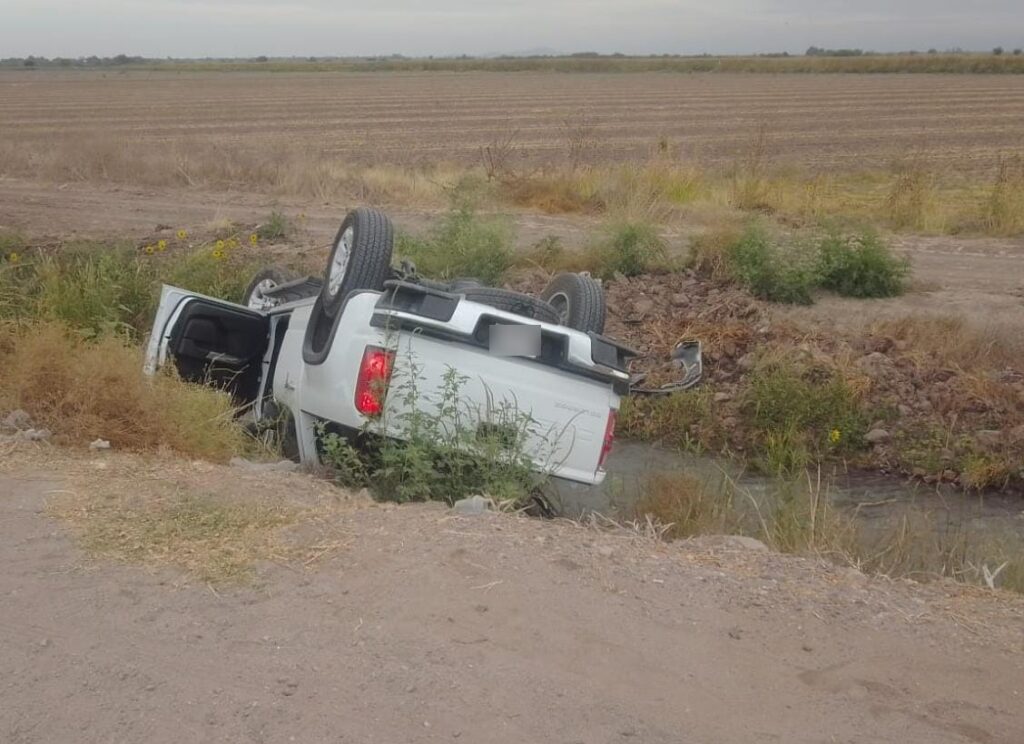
[
  {"x1": 547, "y1": 291, "x2": 570, "y2": 324},
  {"x1": 247, "y1": 278, "x2": 278, "y2": 310},
  {"x1": 327, "y1": 225, "x2": 353, "y2": 298}
]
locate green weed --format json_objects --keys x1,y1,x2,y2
[
  {"x1": 397, "y1": 205, "x2": 514, "y2": 285},
  {"x1": 816, "y1": 229, "x2": 909, "y2": 298},
  {"x1": 726, "y1": 225, "x2": 818, "y2": 304},
  {"x1": 0, "y1": 240, "x2": 261, "y2": 337},
  {"x1": 320, "y1": 364, "x2": 549, "y2": 507},
  {"x1": 585, "y1": 219, "x2": 669, "y2": 279},
  {"x1": 617, "y1": 390, "x2": 724, "y2": 454},
  {"x1": 256, "y1": 210, "x2": 291, "y2": 241},
  {"x1": 742, "y1": 354, "x2": 867, "y2": 475}
]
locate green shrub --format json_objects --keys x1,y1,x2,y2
[
  {"x1": 586, "y1": 220, "x2": 668, "y2": 278},
  {"x1": 816, "y1": 230, "x2": 908, "y2": 298},
  {"x1": 742, "y1": 355, "x2": 866, "y2": 474},
  {"x1": 727, "y1": 226, "x2": 818, "y2": 305},
  {"x1": 396, "y1": 206, "x2": 514, "y2": 285}
]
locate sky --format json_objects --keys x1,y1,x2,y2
[{"x1": 1, "y1": 1, "x2": 1021, "y2": 58}]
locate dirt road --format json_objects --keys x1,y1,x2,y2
[
  {"x1": 2, "y1": 177, "x2": 1022, "y2": 327},
  {"x1": 2, "y1": 453, "x2": 1023, "y2": 743}
]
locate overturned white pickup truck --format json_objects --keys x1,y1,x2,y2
[{"x1": 145, "y1": 208, "x2": 634, "y2": 500}]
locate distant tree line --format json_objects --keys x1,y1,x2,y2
[{"x1": 3, "y1": 48, "x2": 1022, "y2": 70}]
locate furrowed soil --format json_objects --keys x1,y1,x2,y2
[
  {"x1": 2, "y1": 71, "x2": 1024, "y2": 173},
  {"x1": 2, "y1": 445, "x2": 1023, "y2": 744}
]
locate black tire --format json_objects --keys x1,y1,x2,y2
[
  {"x1": 539, "y1": 272, "x2": 606, "y2": 334},
  {"x1": 243, "y1": 265, "x2": 299, "y2": 310},
  {"x1": 461, "y1": 287, "x2": 561, "y2": 324},
  {"x1": 322, "y1": 208, "x2": 394, "y2": 318}
]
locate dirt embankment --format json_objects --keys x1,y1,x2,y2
[
  {"x1": 2, "y1": 447, "x2": 1023, "y2": 744},
  {"x1": 509, "y1": 266, "x2": 1024, "y2": 491}
]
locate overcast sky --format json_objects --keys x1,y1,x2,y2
[{"x1": 1, "y1": 1, "x2": 1021, "y2": 58}]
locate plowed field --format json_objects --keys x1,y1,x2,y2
[{"x1": 3, "y1": 70, "x2": 1024, "y2": 174}]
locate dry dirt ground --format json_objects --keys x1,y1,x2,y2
[
  {"x1": 2, "y1": 446, "x2": 1023, "y2": 744},
  {"x1": 3, "y1": 71, "x2": 1024, "y2": 172}
]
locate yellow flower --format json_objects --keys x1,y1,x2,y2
[
  {"x1": 216, "y1": 239, "x2": 225, "y2": 250},
  {"x1": 176, "y1": 229, "x2": 188, "y2": 240},
  {"x1": 144, "y1": 245, "x2": 155, "y2": 255},
  {"x1": 8, "y1": 252, "x2": 20, "y2": 263},
  {"x1": 249, "y1": 233, "x2": 259, "y2": 245},
  {"x1": 212, "y1": 249, "x2": 224, "y2": 260},
  {"x1": 829, "y1": 428, "x2": 842, "y2": 444},
  {"x1": 157, "y1": 239, "x2": 167, "y2": 250}
]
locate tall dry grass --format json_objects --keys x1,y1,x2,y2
[
  {"x1": 0, "y1": 323, "x2": 249, "y2": 460},
  {"x1": 3, "y1": 128, "x2": 1023, "y2": 237}
]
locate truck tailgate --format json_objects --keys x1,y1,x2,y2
[{"x1": 382, "y1": 331, "x2": 617, "y2": 485}]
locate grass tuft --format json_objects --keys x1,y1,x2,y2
[{"x1": 632, "y1": 472, "x2": 741, "y2": 540}]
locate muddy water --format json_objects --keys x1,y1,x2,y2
[{"x1": 560, "y1": 441, "x2": 1024, "y2": 544}]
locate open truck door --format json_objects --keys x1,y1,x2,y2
[{"x1": 144, "y1": 285, "x2": 270, "y2": 405}]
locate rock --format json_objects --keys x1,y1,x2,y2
[
  {"x1": 1, "y1": 409, "x2": 33, "y2": 434},
  {"x1": 632, "y1": 298, "x2": 656, "y2": 316},
  {"x1": 736, "y1": 353, "x2": 756, "y2": 372},
  {"x1": 897, "y1": 404, "x2": 913, "y2": 417},
  {"x1": 451, "y1": 495, "x2": 493, "y2": 517},
  {"x1": 229, "y1": 457, "x2": 298, "y2": 473},
  {"x1": 596, "y1": 545, "x2": 615, "y2": 558},
  {"x1": 19, "y1": 428, "x2": 52, "y2": 442},
  {"x1": 89, "y1": 438, "x2": 111, "y2": 451},
  {"x1": 670, "y1": 293, "x2": 689, "y2": 308},
  {"x1": 713, "y1": 392, "x2": 732, "y2": 403},
  {"x1": 974, "y1": 430, "x2": 1003, "y2": 450},
  {"x1": 865, "y1": 429, "x2": 891, "y2": 445},
  {"x1": 686, "y1": 535, "x2": 769, "y2": 552}
]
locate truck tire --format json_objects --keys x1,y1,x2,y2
[
  {"x1": 322, "y1": 208, "x2": 394, "y2": 318},
  {"x1": 539, "y1": 272, "x2": 606, "y2": 334},
  {"x1": 461, "y1": 287, "x2": 561, "y2": 324},
  {"x1": 244, "y1": 266, "x2": 299, "y2": 310}
]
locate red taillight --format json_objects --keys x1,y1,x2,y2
[
  {"x1": 354, "y1": 346, "x2": 394, "y2": 417},
  {"x1": 598, "y1": 409, "x2": 617, "y2": 470}
]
